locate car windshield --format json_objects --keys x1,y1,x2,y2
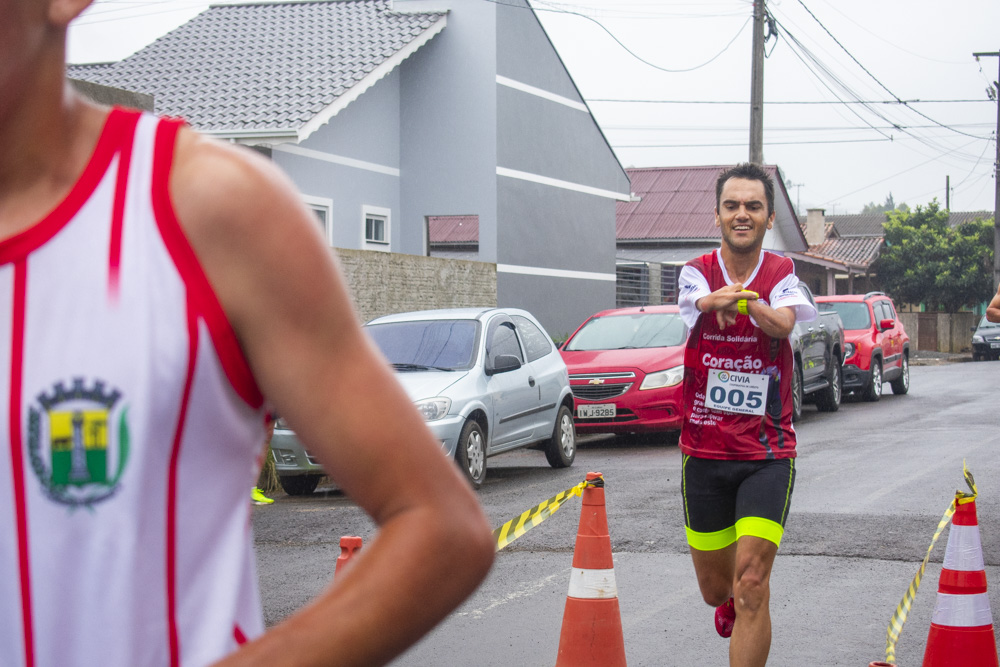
[
  {"x1": 564, "y1": 312, "x2": 686, "y2": 351},
  {"x1": 819, "y1": 301, "x2": 871, "y2": 330},
  {"x1": 978, "y1": 316, "x2": 1000, "y2": 330},
  {"x1": 366, "y1": 319, "x2": 479, "y2": 371}
]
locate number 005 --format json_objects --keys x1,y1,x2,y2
[{"x1": 709, "y1": 387, "x2": 763, "y2": 409}]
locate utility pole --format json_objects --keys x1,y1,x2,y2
[
  {"x1": 973, "y1": 51, "x2": 1000, "y2": 290},
  {"x1": 946, "y1": 175, "x2": 950, "y2": 210},
  {"x1": 749, "y1": 0, "x2": 765, "y2": 164}
]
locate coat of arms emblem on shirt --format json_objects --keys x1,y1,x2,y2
[{"x1": 26, "y1": 378, "x2": 130, "y2": 509}]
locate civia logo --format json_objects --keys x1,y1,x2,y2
[
  {"x1": 27, "y1": 378, "x2": 130, "y2": 509},
  {"x1": 717, "y1": 371, "x2": 730, "y2": 383}
]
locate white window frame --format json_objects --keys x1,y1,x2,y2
[
  {"x1": 362, "y1": 205, "x2": 391, "y2": 252},
  {"x1": 301, "y1": 194, "x2": 333, "y2": 246}
]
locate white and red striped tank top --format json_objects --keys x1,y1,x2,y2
[{"x1": 0, "y1": 108, "x2": 266, "y2": 666}]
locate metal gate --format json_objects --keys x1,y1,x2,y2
[
  {"x1": 917, "y1": 312, "x2": 938, "y2": 351},
  {"x1": 616, "y1": 262, "x2": 679, "y2": 308}
]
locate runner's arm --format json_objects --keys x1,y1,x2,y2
[
  {"x1": 170, "y1": 128, "x2": 494, "y2": 667},
  {"x1": 987, "y1": 284, "x2": 1000, "y2": 323}
]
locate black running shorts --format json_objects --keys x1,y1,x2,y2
[{"x1": 681, "y1": 455, "x2": 795, "y2": 550}]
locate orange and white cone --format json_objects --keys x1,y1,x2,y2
[
  {"x1": 555, "y1": 472, "x2": 627, "y2": 667},
  {"x1": 922, "y1": 498, "x2": 998, "y2": 667},
  {"x1": 335, "y1": 536, "x2": 362, "y2": 578}
]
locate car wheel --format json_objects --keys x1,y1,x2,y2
[
  {"x1": 791, "y1": 364, "x2": 803, "y2": 422},
  {"x1": 863, "y1": 359, "x2": 882, "y2": 402},
  {"x1": 815, "y1": 358, "x2": 842, "y2": 412},
  {"x1": 456, "y1": 419, "x2": 486, "y2": 489},
  {"x1": 890, "y1": 353, "x2": 910, "y2": 395},
  {"x1": 545, "y1": 405, "x2": 576, "y2": 468},
  {"x1": 973, "y1": 352, "x2": 982, "y2": 362},
  {"x1": 279, "y1": 474, "x2": 321, "y2": 496}
]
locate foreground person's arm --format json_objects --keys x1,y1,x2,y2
[{"x1": 170, "y1": 128, "x2": 495, "y2": 667}]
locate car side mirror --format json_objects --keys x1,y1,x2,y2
[
  {"x1": 879, "y1": 318, "x2": 894, "y2": 331},
  {"x1": 971, "y1": 326, "x2": 977, "y2": 333},
  {"x1": 487, "y1": 354, "x2": 522, "y2": 376}
]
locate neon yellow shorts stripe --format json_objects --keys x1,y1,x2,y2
[
  {"x1": 735, "y1": 516, "x2": 784, "y2": 547},
  {"x1": 685, "y1": 525, "x2": 737, "y2": 551}
]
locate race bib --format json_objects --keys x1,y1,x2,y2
[{"x1": 705, "y1": 369, "x2": 769, "y2": 416}]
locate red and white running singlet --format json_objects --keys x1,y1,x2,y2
[
  {"x1": 677, "y1": 249, "x2": 815, "y2": 461},
  {"x1": 0, "y1": 108, "x2": 267, "y2": 666}
]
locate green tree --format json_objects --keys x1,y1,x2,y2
[
  {"x1": 860, "y1": 193, "x2": 909, "y2": 216},
  {"x1": 875, "y1": 200, "x2": 994, "y2": 313}
]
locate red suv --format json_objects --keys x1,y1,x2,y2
[{"x1": 814, "y1": 292, "x2": 910, "y2": 401}]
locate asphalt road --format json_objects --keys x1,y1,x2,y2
[{"x1": 253, "y1": 360, "x2": 1000, "y2": 666}]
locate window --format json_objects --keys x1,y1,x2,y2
[
  {"x1": 512, "y1": 315, "x2": 553, "y2": 362},
  {"x1": 301, "y1": 195, "x2": 333, "y2": 246},
  {"x1": 362, "y1": 205, "x2": 391, "y2": 251},
  {"x1": 485, "y1": 319, "x2": 523, "y2": 369},
  {"x1": 366, "y1": 215, "x2": 386, "y2": 243}
]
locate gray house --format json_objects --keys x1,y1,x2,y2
[{"x1": 70, "y1": 0, "x2": 630, "y2": 336}]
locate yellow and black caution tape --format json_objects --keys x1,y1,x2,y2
[
  {"x1": 884, "y1": 462, "x2": 978, "y2": 664},
  {"x1": 492, "y1": 475, "x2": 604, "y2": 552}
]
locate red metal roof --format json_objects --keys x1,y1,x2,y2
[
  {"x1": 617, "y1": 165, "x2": 789, "y2": 241},
  {"x1": 428, "y1": 215, "x2": 479, "y2": 243}
]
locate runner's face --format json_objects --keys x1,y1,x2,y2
[{"x1": 715, "y1": 178, "x2": 774, "y2": 255}]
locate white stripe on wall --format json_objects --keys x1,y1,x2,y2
[
  {"x1": 496, "y1": 75, "x2": 589, "y2": 112},
  {"x1": 496, "y1": 166, "x2": 631, "y2": 202},
  {"x1": 497, "y1": 264, "x2": 616, "y2": 282},
  {"x1": 273, "y1": 144, "x2": 400, "y2": 177}
]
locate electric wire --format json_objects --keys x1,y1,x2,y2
[
  {"x1": 795, "y1": 0, "x2": 989, "y2": 141},
  {"x1": 484, "y1": 0, "x2": 751, "y2": 73}
]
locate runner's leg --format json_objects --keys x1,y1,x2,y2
[{"x1": 729, "y1": 536, "x2": 777, "y2": 667}]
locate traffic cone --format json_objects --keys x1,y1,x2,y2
[
  {"x1": 921, "y1": 498, "x2": 998, "y2": 667},
  {"x1": 335, "y1": 536, "x2": 363, "y2": 578},
  {"x1": 555, "y1": 472, "x2": 627, "y2": 667}
]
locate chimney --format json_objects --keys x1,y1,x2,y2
[{"x1": 805, "y1": 208, "x2": 826, "y2": 247}]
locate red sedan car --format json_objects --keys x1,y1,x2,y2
[{"x1": 559, "y1": 305, "x2": 687, "y2": 436}]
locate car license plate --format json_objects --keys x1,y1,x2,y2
[
  {"x1": 991, "y1": 342, "x2": 1000, "y2": 349},
  {"x1": 577, "y1": 403, "x2": 615, "y2": 419}
]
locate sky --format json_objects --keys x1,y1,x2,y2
[{"x1": 67, "y1": 0, "x2": 1000, "y2": 217}]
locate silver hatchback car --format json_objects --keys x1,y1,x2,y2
[{"x1": 271, "y1": 307, "x2": 576, "y2": 492}]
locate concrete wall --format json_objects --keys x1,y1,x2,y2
[
  {"x1": 335, "y1": 248, "x2": 496, "y2": 324},
  {"x1": 493, "y1": 0, "x2": 628, "y2": 335},
  {"x1": 897, "y1": 311, "x2": 978, "y2": 353},
  {"x1": 398, "y1": 0, "x2": 499, "y2": 261}
]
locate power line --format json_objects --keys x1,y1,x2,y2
[
  {"x1": 587, "y1": 98, "x2": 992, "y2": 105},
  {"x1": 484, "y1": 0, "x2": 753, "y2": 73},
  {"x1": 615, "y1": 137, "x2": 892, "y2": 148},
  {"x1": 795, "y1": 0, "x2": 987, "y2": 141}
]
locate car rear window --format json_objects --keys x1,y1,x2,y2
[
  {"x1": 564, "y1": 312, "x2": 687, "y2": 351},
  {"x1": 366, "y1": 319, "x2": 479, "y2": 370},
  {"x1": 819, "y1": 302, "x2": 871, "y2": 330}
]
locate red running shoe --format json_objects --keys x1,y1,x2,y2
[{"x1": 714, "y1": 597, "x2": 735, "y2": 638}]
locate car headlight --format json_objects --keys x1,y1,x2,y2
[
  {"x1": 415, "y1": 397, "x2": 451, "y2": 421},
  {"x1": 844, "y1": 342, "x2": 855, "y2": 359},
  {"x1": 639, "y1": 365, "x2": 685, "y2": 390},
  {"x1": 972, "y1": 334, "x2": 984, "y2": 343}
]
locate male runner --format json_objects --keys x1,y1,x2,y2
[
  {"x1": 0, "y1": 0, "x2": 493, "y2": 665},
  {"x1": 677, "y1": 163, "x2": 816, "y2": 667}
]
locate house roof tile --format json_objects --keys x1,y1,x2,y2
[
  {"x1": 67, "y1": 0, "x2": 446, "y2": 132},
  {"x1": 617, "y1": 165, "x2": 798, "y2": 243}
]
